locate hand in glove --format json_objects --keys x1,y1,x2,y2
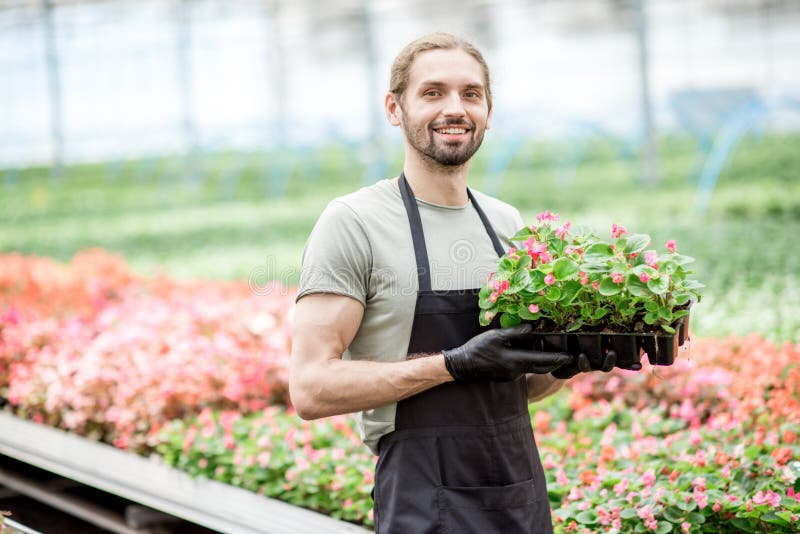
[
  {"x1": 443, "y1": 324, "x2": 571, "y2": 382},
  {"x1": 550, "y1": 350, "x2": 640, "y2": 379}
]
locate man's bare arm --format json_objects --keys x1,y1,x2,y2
[{"x1": 289, "y1": 293, "x2": 453, "y2": 420}]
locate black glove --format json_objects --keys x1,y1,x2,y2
[
  {"x1": 443, "y1": 324, "x2": 572, "y2": 382},
  {"x1": 551, "y1": 350, "x2": 640, "y2": 379}
]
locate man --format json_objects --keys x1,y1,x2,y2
[{"x1": 290, "y1": 33, "x2": 614, "y2": 533}]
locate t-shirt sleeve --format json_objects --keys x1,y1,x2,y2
[{"x1": 296, "y1": 200, "x2": 372, "y2": 307}]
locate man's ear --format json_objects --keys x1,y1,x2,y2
[{"x1": 385, "y1": 92, "x2": 402, "y2": 126}]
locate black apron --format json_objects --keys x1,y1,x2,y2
[{"x1": 372, "y1": 174, "x2": 553, "y2": 534}]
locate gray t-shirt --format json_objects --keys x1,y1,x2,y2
[{"x1": 297, "y1": 178, "x2": 524, "y2": 454}]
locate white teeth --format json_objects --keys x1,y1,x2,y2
[{"x1": 438, "y1": 128, "x2": 466, "y2": 134}]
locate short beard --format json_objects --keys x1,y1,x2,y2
[{"x1": 399, "y1": 106, "x2": 486, "y2": 167}]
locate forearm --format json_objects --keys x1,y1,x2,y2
[
  {"x1": 526, "y1": 373, "x2": 566, "y2": 403},
  {"x1": 291, "y1": 353, "x2": 453, "y2": 419}
]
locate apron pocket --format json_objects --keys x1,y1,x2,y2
[{"x1": 437, "y1": 478, "x2": 549, "y2": 534}]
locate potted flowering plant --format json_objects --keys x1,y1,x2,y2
[{"x1": 478, "y1": 211, "x2": 703, "y2": 368}]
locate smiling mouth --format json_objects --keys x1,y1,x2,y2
[{"x1": 435, "y1": 127, "x2": 469, "y2": 135}]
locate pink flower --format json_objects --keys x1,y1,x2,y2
[
  {"x1": 666, "y1": 239, "x2": 677, "y2": 253},
  {"x1": 693, "y1": 488, "x2": 708, "y2": 509},
  {"x1": 591, "y1": 281, "x2": 600, "y2": 290},
  {"x1": 536, "y1": 210, "x2": 559, "y2": 223},
  {"x1": 507, "y1": 247, "x2": 520, "y2": 260},
  {"x1": 544, "y1": 273, "x2": 556, "y2": 286},
  {"x1": 611, "y1": 272, "x2": 624, "y2": 284},
  {"x1": 555, "y1": 221, "x2": 571, "y2": 240},
  {"x1": 579, "y1": 272, "x2": 589, "y2": 286},
  {"x1": 712, "y1": 501, "x2": 722, "y2": 513},
  {"x1": 492, "y1": 279, "x2": 510, "y2": 293},
  {"x1": 789, "y1": 488, "x2": 800, "y2": 502},
  {"x1": 644, "y1": 251, "x2": 658, "y2": 268},
  {"x1": 540, "y1": 251, "x2": 553, "y2": 264},
  {"x1": 611, "y1": 223, "x2": 628, "y2": 238},
  {"x1": 637, "y1": 504, "x2": 652, "y2": 520},
  {"x1": 639, "y1": 272, "x2": 650, "y2": 283},
  {"x1": 681, "y1": 522, "x2": 691, "y2": 533},
  {"x1": 528, "y1": 304, "x2": 539, "y2": 314},
  {"x1": 641, "y1": 468, "x2": 656, "y2": 488},
  {"x1": 489, "y1": 292, "x2": 498, "y2": 303},
  {"x1": 753, "y1": 490, "x2": 781, "y2": 508},
  {"x1": 613, "y1": 478, "x2": 629, "y2": 497}
]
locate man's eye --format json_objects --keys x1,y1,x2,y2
[
  {"x1": 465, "y1": 91, "x2": 480, "y2": 98},
  {"x1": 424, "y1": 90, "x2": 440, "y2": 97}
]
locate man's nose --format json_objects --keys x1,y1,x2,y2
[{"x1": 441, "y1": 91, "x2": 467, "y2": 117}]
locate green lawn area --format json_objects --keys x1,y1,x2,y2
[{"x1": 1, "y1": 133, "x2": 798, "y2": 342}]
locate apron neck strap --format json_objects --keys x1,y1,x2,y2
[{"x1": 398, "y1": 172, "x2": 505, "y2": 292}]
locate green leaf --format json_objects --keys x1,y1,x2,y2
[
  {"x1": 599, "y1": 277, "x2": 623, "y2": 296},
  {"x1": 624, "y1": 233, "x2": 650, "y2": 254},
  {"x1": 619, "y1": 508, "x2": 638, "y2": 519},
  {"x1": 744, "y1": 444, "x2": 762, "y2": 460},
  {"x1": 528, "y1": 271, "x2": 546, "y2": 292},
  {"x1": 560, "y1": 281, "x2": 582, "y2": 305},
  {"x1": 566, "y1": 319, "x2": 583, "y2": 332},
  {"x1": 584, "y1": 243, "x2": 614, "y2": 259},
  {"x1": 730, "y1": 517, "x2": 755, "y2": 532},
  {"x1": 592, "y1": 308, "x2": 609, "y2": 320},
  {"x1": 627, "y1": 276, "x2": 651, "y2": 297},
  {"x1": 575, "y1": 510, "x2": 598, "y2": 525},
  {"x1": 545, "y1": 286, "x2": 562, "y2": 301},
  {"x1": 553, "y1": 257, "x2": 580, "y2": 280},
  {"x1": 499, "y1": 313, "x2": 521, "y2": 328},
  {"x1": 581, "y1": 262, "x2": 609, "y2": 273},
  {"x1": 517, "y1": 306, "x2": 540, "y2": 320},
  {"x1": 511, "y1": 226, "x2": 534, "y2": 240},
  {"x1": 663, "y1": 506, "x2": 684, "y2": 523},
  {"x1": 676, "y1": 499, "x2": 697, "y2": 512},
  {"x1": 660, "y1": 324, "x2": 676, "y2": 334},
  {"x1": 656, "y1": 521, "x2": 673, "y2": 534},
  {"x1": 479, "y1": 285, "x2": 492, "y2": 299},
  {"x1": 686, "y1": 512, "x2": 705, "y2": 524},
  {"x1": 647, "y1": 275, "x2": 669, "y2": 295},
  {"x1": 508, "y1": 269, "x2": 529, "y2": 293},
  {"x1": 671, "y1": 253, "x2": 695, "y2": 265}
]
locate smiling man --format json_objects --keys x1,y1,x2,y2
[{"x1": 290, "y1": 33, "x2": 610, "y2": 533}]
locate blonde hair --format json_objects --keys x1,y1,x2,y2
[{"x1": 389, "y1": 32, "x2": 492, "y2": 110}]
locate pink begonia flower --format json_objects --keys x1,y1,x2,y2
[
  {"x1": 753, "y1": 490, "x2": 782, "y2": 508},
  {"x1": 639, "y1": 272, "x2": 650, "y2": 283},
  {"x1": 540, "y1": 251, "x2": 553, "y2": 264},
  {"x1": 611, "y1": 272, "x2": 624, "y2": 284},
  {"x1": 579, "y1": 272, "x2": 589, "y2": 285},
  {"x1": 507, "y1": 247, "x2": 520, "y2": 260},
  {"x1": 613, "y1": 478, "x2": 629, "y2": 496},
  {"x1": 489, "y1": 292, "x2": 498, "y2": 303},
  {"x1": 556, "y1": 470, "x2": 569, "y2": 485},
  {"x1": 544, "y1": 273, "x2": 556, "y2": 286},
  {"x1": 693, "y1": 488, "x2": 708, "y2": 509},
  {"x1": 666, "y1": 239, "x2": 677, "y2": 253},
  {"x1": 641, "y1": 468, "x2": 656, "y2": 487},
  {"x1": 591, "y1": 281, "x2": 600, "y2": 290},
  {"x1": 555, "y1": 221, "x2": 571, "y2": 240},
  {"x1": 611, "y1": 223, "x2": 628, "y2": 238},
  {"x1": 681, "y1": 522, "x2": 691, "y2": 533},
  {"x1": 644, "y1": 250, "x2": 659, "y2": 267},
  {"x1": 528, "y1": 304, "x2": 540, "y2": 314},
  {"x1": 536, "y1": 210, "x2": 559, "y2": 223},
  {"x1": 789, "y1": 488, "x2": 800, "y2": 502},
  {"x1": 712, "y1": 501, "x2": 722, "y2": 513}
]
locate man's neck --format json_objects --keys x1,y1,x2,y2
[{"x1": 400, "y1": 151, "x2": 471, "y2": 206}]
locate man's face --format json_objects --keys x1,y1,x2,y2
[{"x1": 390, "y1": 48, "x2": 491, "y2": 167}]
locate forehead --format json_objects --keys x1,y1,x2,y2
[{"x1": 406, "y1": 48, "x2": 485, "y2": 89}]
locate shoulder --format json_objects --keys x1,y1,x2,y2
[
  {"x1": 328, "y1": 180, "x2": 397, "y2": 221},
  {"x1": 469, "y1": 188, "x2": 524, "y2": 234}
]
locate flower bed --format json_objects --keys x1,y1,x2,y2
[
  {"x1": 0, "y1": 250, "x2": 294, "y2": 451},
  {"x1": 1, "y1": 251, "x2": 798, "y2": 532}
]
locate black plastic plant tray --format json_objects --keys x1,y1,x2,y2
[{"x1": 522, "y1": 314, "x2": 690, "y2": 369}]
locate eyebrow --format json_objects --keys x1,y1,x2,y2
[{"x1": 419, "y1": 80, "x2": 485, "y2": 91}]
